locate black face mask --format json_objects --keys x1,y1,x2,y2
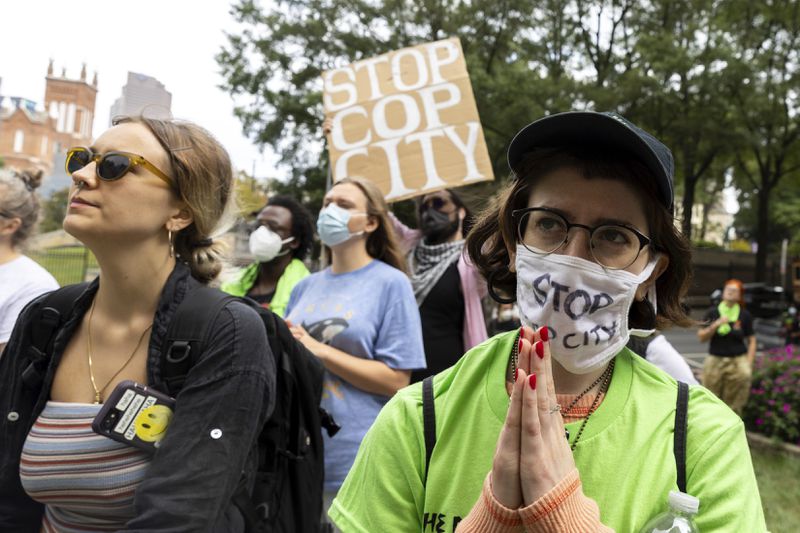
[{"x1": 420, "y1": 208, "x2": 460, "y2": 244}]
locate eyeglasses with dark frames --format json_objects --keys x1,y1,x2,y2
[
  {"x1": 65, "y1": 147, "x2": 173, "y2": 185},
  {"x1": 512, "y1": 207, "x2": 652, "y2": 270}
]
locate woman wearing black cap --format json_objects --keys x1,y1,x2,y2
[{"x1": 327, "y1": 112, "x2": 765, "y2": 532}]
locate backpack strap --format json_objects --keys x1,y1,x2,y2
[
  {"x1": 161, "y1": 286, "x2": 235, "y2": 396},
  {"x1": 422, "y1": 376, "x2": 436, "y2": 485},
  {"x1": 22, "y1": 283, "x2": 90, "y2": 389},
  {"x1": 674, "y1": 381, "x2": 689, "y2": 493}
]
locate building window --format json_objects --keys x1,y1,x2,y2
[
  {"x1": 13, "y1": 130, "x2": 24, "y2": 153},
  {"x1": 67, "y1": 103, "x2": 76, "y2": 133},
  {"x1": 41, "y1": 136, "x2": 48, "y2": 156},
  {"x1": 58, "y1": 102, "x2": 67, "y2": 132}
]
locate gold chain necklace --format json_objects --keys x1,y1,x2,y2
[{"x1": 86, "y1": 298, "x2": 153, "y2": 404}]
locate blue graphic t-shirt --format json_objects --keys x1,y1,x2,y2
[{"x1": 285, "y1": 260, "x2": 425, "y2": 490}]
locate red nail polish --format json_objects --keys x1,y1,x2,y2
[
  {"x1": 518, "y1": 338, "x2": 523, "y2": 353},
  {"x1": 535, "y1": 341, "x2": 544, "y2": 359},
  {"x1": 519, "y1": 326, "x2": 525, "y2": 339},
  {"x1": 514, "y1": 368, "x2": 519, "y2": 382},
  {"x1": 539, "y1": 326, "x2": 549, "y2": 342},
  {"x1": 529, "y1": 373, "x2": 537, "y2": 390}
]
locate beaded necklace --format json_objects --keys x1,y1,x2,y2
[{"x1": 507, "y1": 330, "x2": 615, "y2": 449}]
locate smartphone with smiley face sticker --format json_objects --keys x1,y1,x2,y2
[{"x1": 92, "y1": 380, "x2": 176, "y2": 454}]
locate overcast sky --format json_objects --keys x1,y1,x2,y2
[{"x1": 0, "y1": 0, "x2": 280, "y2": 179}]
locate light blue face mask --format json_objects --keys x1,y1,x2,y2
[{"x1": 317, "y1": 204, "x2": 366, "y2": 247}]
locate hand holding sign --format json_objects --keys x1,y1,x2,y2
[
  {"x1": 323, "y1": 38, "x2": 494, "y2": 202},
  {"x1": 491, "y1": 326, "x2": 577, "y2": 509}
]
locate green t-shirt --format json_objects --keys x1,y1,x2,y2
[
  {"x1": 220, "y1": 258, "x2": 309, "y2": 318},
  {"x1": 330, "y1": 331, "x2": 766, "y2": 532}
]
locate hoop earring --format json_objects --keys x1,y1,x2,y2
[
  {"x1": 487, "y1": 269, "x2": 516, "y2": 304},
  {"x1": 168, "y1": 230, "x2": 174, "y2": 258}
]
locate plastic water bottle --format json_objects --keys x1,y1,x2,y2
[{"x1": 637, "y1": 491, "x2": 700, "y2": 533}]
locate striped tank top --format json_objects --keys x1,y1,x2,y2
[{"x1": 19, "y1": 401, "x2": 152, "y2": 532}]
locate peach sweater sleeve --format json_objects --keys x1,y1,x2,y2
[
  {"x1": 457, "y1": 470, "x2": 614, "y2": 533},
  {"x1": 519, "y1": 469, "x2": 614, "y2": 532},
  {"x1": 456, "y1": 473, "x2": 522, "y2": 532}
]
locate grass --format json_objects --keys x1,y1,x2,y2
[
  {"x1": 27, "y1": 246, "x2": 98, "y2": 286},
  {"x1": 751, "y1": 444, "x2": 800, "y2": 532}
]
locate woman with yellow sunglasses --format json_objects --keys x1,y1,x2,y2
[{"x1": 0, "y1": 116, "x2": 275, "y2": 531}]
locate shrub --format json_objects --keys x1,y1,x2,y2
[{"x1": 743, "y1": 345, "x2": 800, "y2": 445}]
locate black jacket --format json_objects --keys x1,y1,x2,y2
[{"x1": 0, "y1": 263, "x2": 276, "y2": 532}]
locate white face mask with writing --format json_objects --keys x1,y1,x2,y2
[{"x1": 515, "y1": 245, "x2": 659, "y2": 374}]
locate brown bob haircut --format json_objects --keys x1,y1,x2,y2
[{"x1": 466, "y1": 146, "x2": 693, "y2": 329}]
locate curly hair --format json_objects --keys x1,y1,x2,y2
[
  {"x1": 263, "y1": 195, "x2": 315, "y2": 261},
  {"x1": 0, "y1": 169, "x2": 43, "y2": 248}
]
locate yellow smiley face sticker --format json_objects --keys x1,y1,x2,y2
[{"x1": 134, "y1": 404, "x2": 174, "y2": 444}]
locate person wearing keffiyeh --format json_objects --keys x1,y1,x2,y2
[{"x1": 390, "y1": 189, "x2": 488, "y2": 382}]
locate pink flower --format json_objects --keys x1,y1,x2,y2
[
  {"x1": 756, "y1": 418, "x2": 764, "y2": 425},
  {"x1": 783, "y1": 403, "x2": 791, "y2": 414}
]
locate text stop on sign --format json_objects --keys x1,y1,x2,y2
[{"x1": 323, "y1": 38, "x2": 494, "y2": 201}]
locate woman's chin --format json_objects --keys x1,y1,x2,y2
[{"x1": 62, "y1": 216, "x2": 97, "y2": 244}]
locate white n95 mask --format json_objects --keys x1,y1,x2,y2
[
  {"x1": 515, "y1": 245, "x2": 659, "y2": 374},
  {"x1": 249, "y1": 226, "x2": 294, "y2": 263}
]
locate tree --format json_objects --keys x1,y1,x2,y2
[
  {"x1": 217, "y1": 0, "x2": 578, "y2": 208},
  {"x1": 217, "y1": 0, "x2": 797, "y2": 250},
  {"x1": 234, "y1": 170, "x2": 269, "y2": 217},
  {"x1": 723, "y1": 0, "x2": 800, "y2": 280},
  {"x1": 38, "y1": 187, "x2": 69, "y2": 233}
]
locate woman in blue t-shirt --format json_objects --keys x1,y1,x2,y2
[{"x1": 285, "y1": 176, "x2": 425, "y2": 528}]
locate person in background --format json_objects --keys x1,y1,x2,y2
[
  {"x1": 0, "y1": 116, "x2": 275, "y2": 531},
  {"x1": 329, "y1": 111, "x2": 764, "y2": 532},
  {"x1": 285, "y1": 176, "x2": 425, "y2": 532},
  {"x1": 490, "y1": 303, "x2": 522, "y2": 336},
  {"x1": 0, "y1": 169, "x2": 59, "y2": 354},
  {"x1": 322, "y1": 119, "x2": 487, "y2": 382},
  {"x1": 222, "y1": 195, "x2": 313, "y2": 316},
  {"x1": 697, "y1": 278, "x2": 756, "y2": 415},
  {"x1": 627, "y1": 332, "x2": 699, "y2": 385},
  {"x1": 390, "y1": 189, "x2": 488, "y2": 383}
]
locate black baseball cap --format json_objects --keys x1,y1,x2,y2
[{"x1": 507, "y1": 111, "x2": 675, "y2": 212}]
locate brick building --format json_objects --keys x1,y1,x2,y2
[{"x1": 0, "y1": 61, "x2": 97, "y2": 176}]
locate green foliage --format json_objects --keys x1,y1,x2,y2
[
  {"x1": 234, "y1": 170, "x2": 269, "y2": 216},
  {"x1": 217, "y1": 0, "x2": 800, "y2": 273},
  {"x1": 722, "y1": 0, "x2": 800, "y2": 276},
  {"x1": 27, "y1": 246, "x2": 98, "y2": 286},
  {"x1": 744, "y1": 346, "x2": 800, "y2": 445},
  {"x1": 38, "y1": 187, "x2": 69, "y2": 233}
]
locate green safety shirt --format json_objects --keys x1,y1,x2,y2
[
  {"x1": 221, "y1": 258, "x2": 309, "y2": 318},
  {"x1": 330, "y1": 330, "x2": 766, "y2": 532}
]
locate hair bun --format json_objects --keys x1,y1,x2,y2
[{"x1": 19, "y1": 170, "x2": 44, "y2": 191}]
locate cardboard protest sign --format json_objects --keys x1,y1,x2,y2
[{"x1": 323, "y1": 38, "x2": 494, "y2": 201}]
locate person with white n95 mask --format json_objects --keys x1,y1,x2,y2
[{"x1": 222, "y1": 195, "x2": 313, "y2": 317}]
